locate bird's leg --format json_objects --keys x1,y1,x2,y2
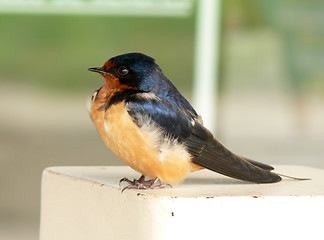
[
  {"x1": 120, "y1": 175, "x2": 172, "y2": 192},
  {"x1": 149, "y1": 177, "x2": 172, "y2": 189},
  {"x1": 119, "y1": 175, "x2": 145, "y2": 186}
]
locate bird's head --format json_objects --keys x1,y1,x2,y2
[{"x1": 88, "y1": 53, "x2": 161, "y2": 92}]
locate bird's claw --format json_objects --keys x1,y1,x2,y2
[{"x1": 119, "y1": 175, "x2": 172, "y2": 192}]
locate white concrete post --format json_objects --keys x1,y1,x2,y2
[{"x1": 40, "y1": 165, "x2": 324, "y2": 240}]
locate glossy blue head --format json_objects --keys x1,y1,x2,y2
[
  {"x1": 89, "y1": 52, "x2": 163, "y2": 92},
  {"x1": 112, "y1": 53, "x2": 162, "y2": 92},
  {"x1": 88, "y1": 52, "x2": 197, "y2": 114}
]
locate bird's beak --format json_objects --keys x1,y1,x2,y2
[{"x1": 88, "y1": 67, "x2": 107, "y2": 74}]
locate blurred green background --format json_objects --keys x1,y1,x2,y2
[{"x1": 0, "y1": 0, "x2": 323, "y2": 239}]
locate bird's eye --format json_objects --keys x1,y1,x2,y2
[{"x1": 118, "y1": 66, "x2": 129, "y2": 76}]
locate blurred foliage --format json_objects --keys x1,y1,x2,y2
[
  {"x1": 0, "y1": 0, "x2": 323, "y2": 94},
  {"x1": 223, "y1": 0, "x2": 266, "y2": 29},
  {"x1": 223, "y1": 0, "x2": 324, "y2": 95},
  {"x1": 0, "y1": 14, "x2": 195, "y2": 93},
  {"x1": 255, "y1": 0, "x2": 324, "y2": 94}
]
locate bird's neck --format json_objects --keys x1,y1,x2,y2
[
  {"x1": 93, "y1": 84, "x2": 116, "y2": 111},
  {"x1": 95, "y1": 84, "x2": 141, "y2": 112}
]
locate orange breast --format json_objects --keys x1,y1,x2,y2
[{"x1": 89, "y1": 99, "x2": 197, "y2": 184}]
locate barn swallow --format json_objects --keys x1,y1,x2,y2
[{"x1": 88, "y1": 53, "x2": 283, "y2": 190}]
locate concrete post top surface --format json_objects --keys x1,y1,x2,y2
[{"x1": 43, "y1": 165, "x2": 323, "y2": 198}]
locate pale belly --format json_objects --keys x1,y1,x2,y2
[{"x1": 90, "y1": 101, "x2": 200, "y2": 184}]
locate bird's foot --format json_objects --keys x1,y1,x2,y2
[{"x1": 119, "y1": 175, "x2": 172, "y2": 192}]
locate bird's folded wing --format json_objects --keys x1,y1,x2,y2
[
  {"x1": 126, "y1": 93, "x2": 195, "y2": 140},
  {"x1": 126, "y1": 93, "x2": 281, "y2": 183}
]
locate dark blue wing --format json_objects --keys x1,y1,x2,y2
[
  {"x1": 126, "y1": 94, "x2": 195, "y2": 140},
  {"x1": 126, "y1": 93, "x2": 281, "y2": 183}
]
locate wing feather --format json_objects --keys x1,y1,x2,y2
[{"x1": 126, "y1": 93, "x2": 281, "y2": 183}]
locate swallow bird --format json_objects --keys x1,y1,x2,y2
[{"x1": 88, "y1": 53, "x2": 283, "y2": 190}]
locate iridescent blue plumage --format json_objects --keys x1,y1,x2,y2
[{"x1": 110, "y1": 53, "x2": 197, "y2": 117}]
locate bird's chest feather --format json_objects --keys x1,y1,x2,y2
[{"x1": 89, "y1": 99, "x2": 194, "y2": 183}]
